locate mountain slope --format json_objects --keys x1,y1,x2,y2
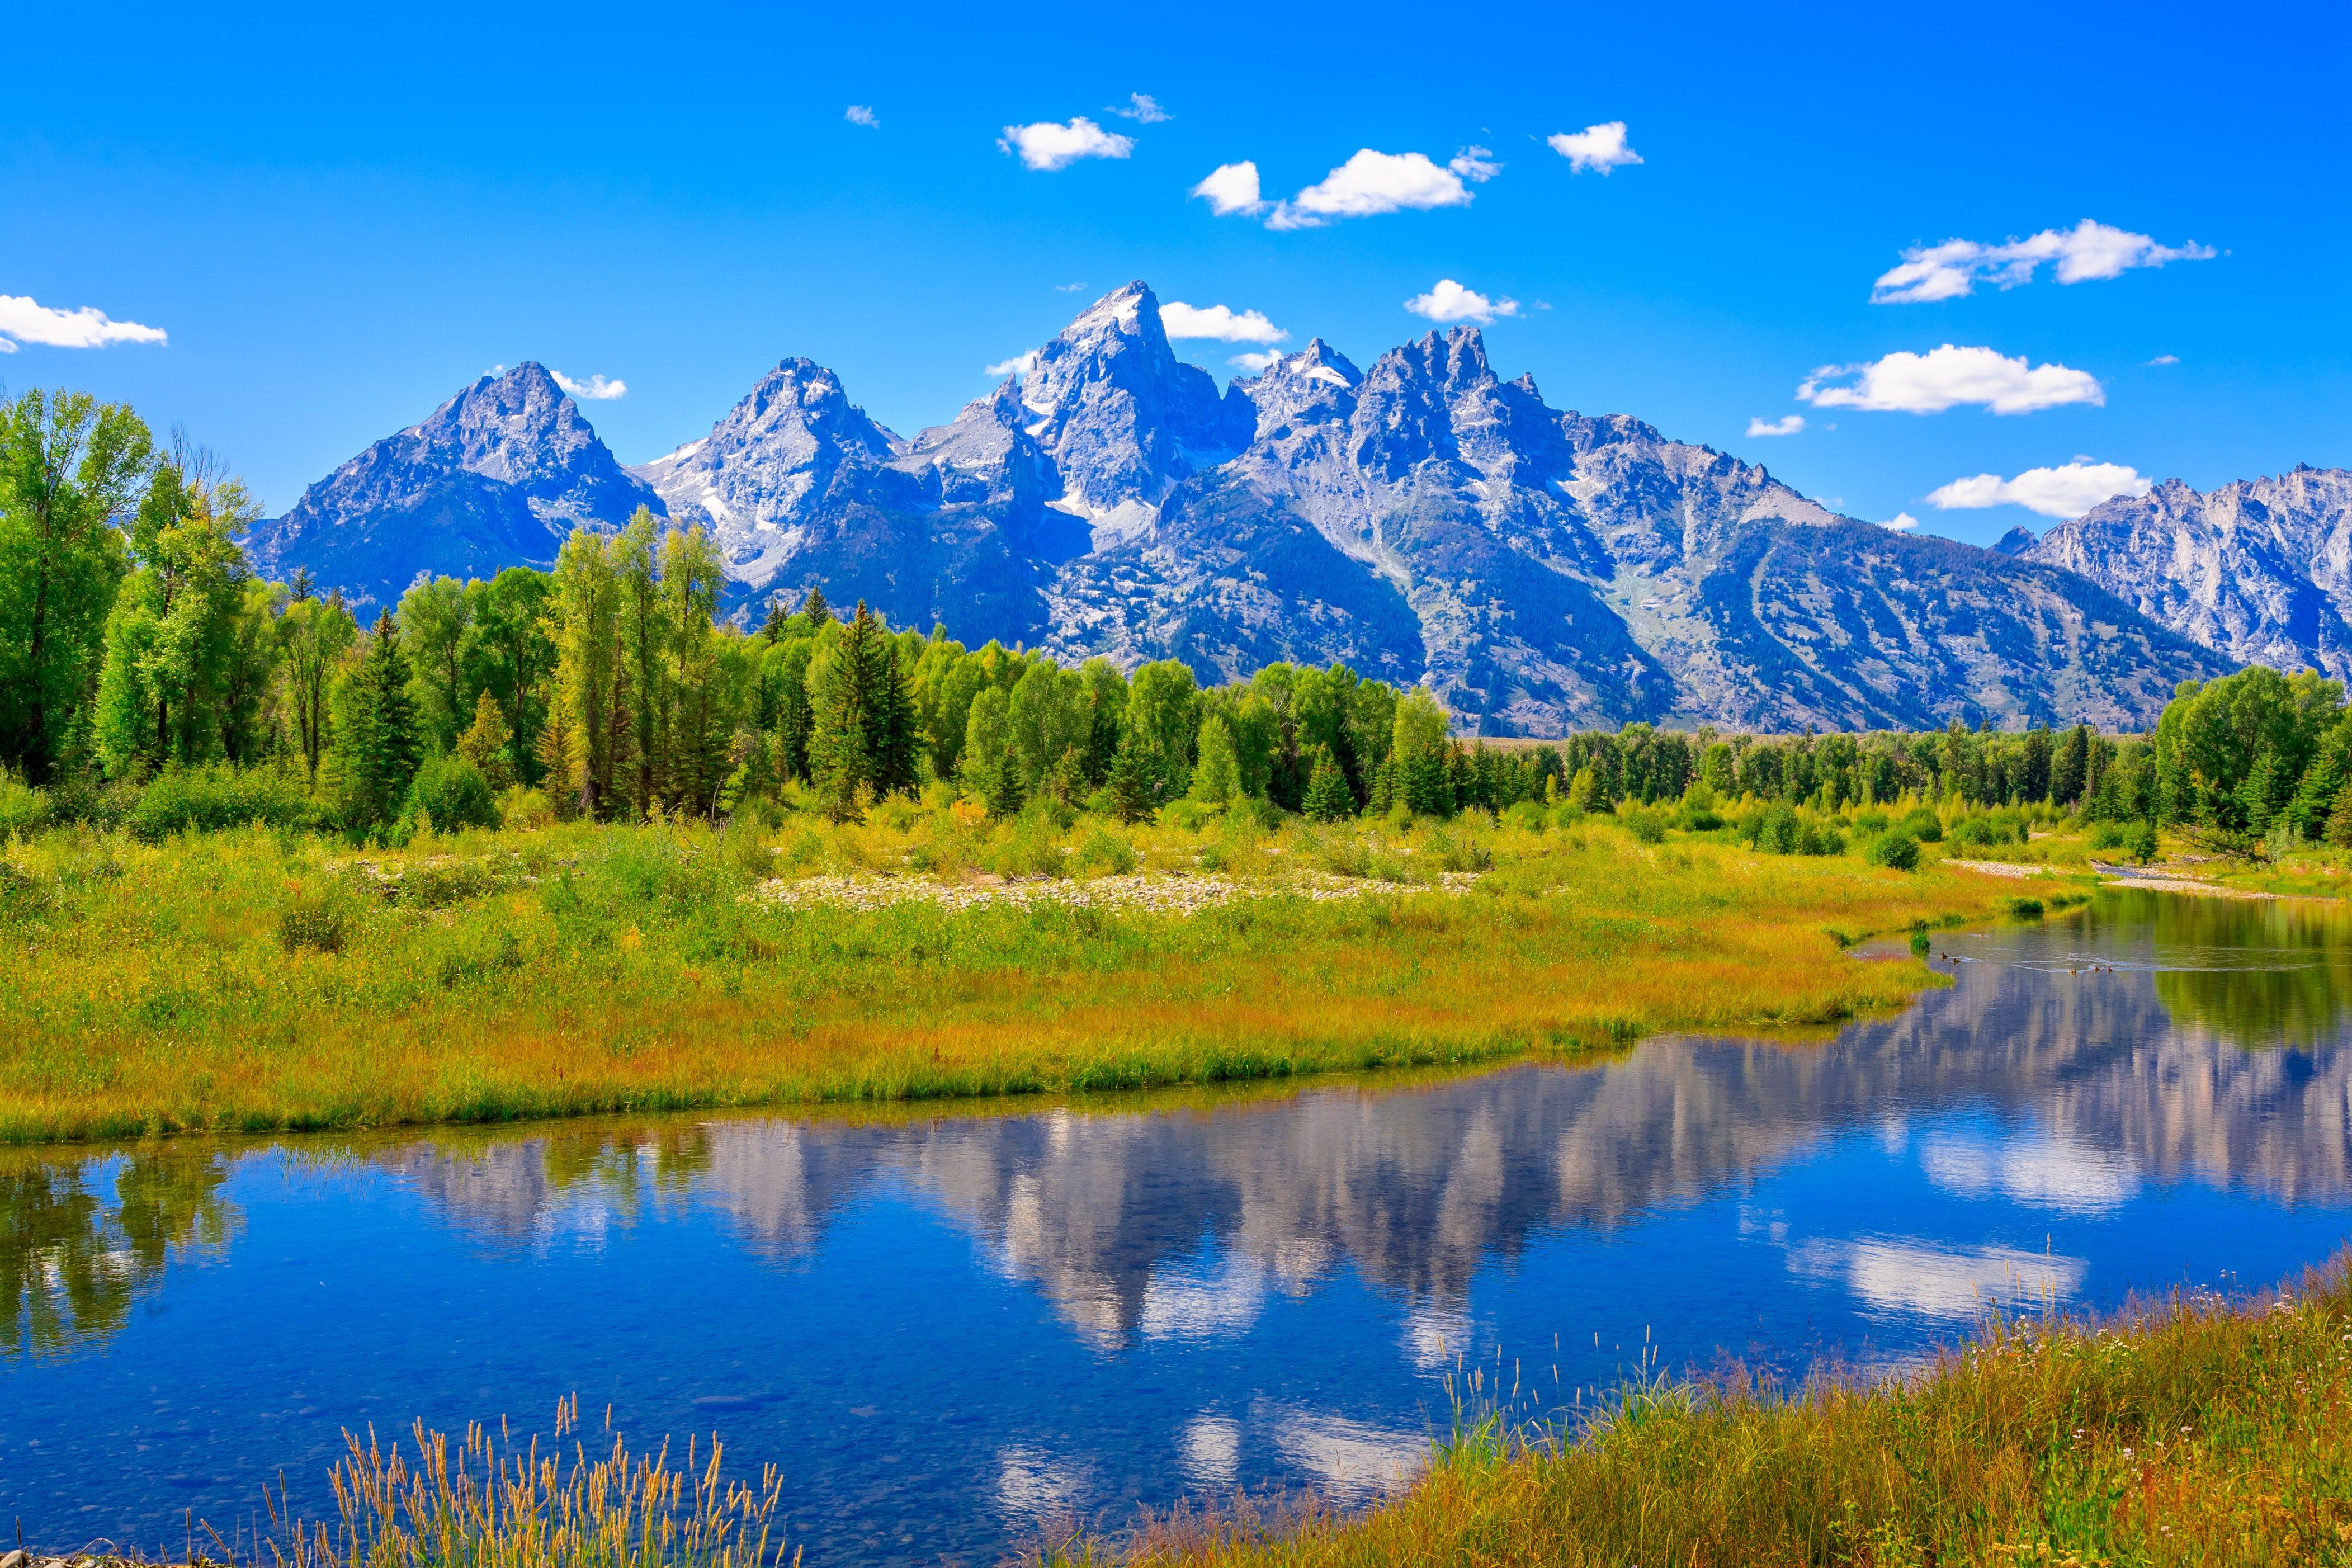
[
  {"x1": 2025, "y1": 466, "x2": 2352, "y2": 680},
  {"x1": 245, "y1": 363, "x2": 665, "y2": 607},
  {"x1": 261, "y1": 290, "x2": 2231, "y2": 730}
]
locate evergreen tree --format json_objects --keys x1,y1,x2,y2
[
  {"x1": 809, "y1": 602, "x2": 904, "y2": 821},
  {"x1": 2329, "y1": 785, "x2": 2352, "y2": 849},
  {"x1": 1301, "y1": 744, "x2": 1354, "y2": 822},
  {"x1": 800, "y1": 584, "x2": 830, "y2": 628},
  {"x1": 758, "y1": 593, "x2": 792, "y2": 644},
  {"x1": 1103, "y1": 728, "x2": 1155, "y2": 824},
  {"x1": 871, "y1": 634, "x2": 921, "y2": 798},
  {"x1": 2052, "y1": 723, "x2": 2091, "y2": 805},
  {"x1": 980, "y1": 740, "x2": 1025, "y2": 819},
  {"x1": 330, "y1": 612, "x2": 422, "y2": 833}
]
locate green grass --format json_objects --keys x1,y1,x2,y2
[{"x1": 0, "y1": 802, "x2": 2005, "y2": 1144}]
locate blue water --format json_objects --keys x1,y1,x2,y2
[{"x1": 6, "y1": 889, "x2": 2351, "y2": 1564}]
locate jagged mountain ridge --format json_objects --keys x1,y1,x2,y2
[
  {"x1": 255, "y1": 289, "x2": 2231, "y2": 731},
  {"x1": 244, "y1": 362, "x2": 666, "y2": 606},
  {"x1": 2025, "y1": 466, "x2": 2352, "y2": 681}
]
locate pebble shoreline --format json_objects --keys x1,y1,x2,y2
[{"x1": 752, "y1": 870, "x2": 1483, "y2": 914}]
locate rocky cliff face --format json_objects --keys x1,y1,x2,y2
[
  {"x1": 258, "y1": 291, "x2": 2230, "y2": 730},
  {"x1": 2026, "y1": 466, "x2": 2352, "y2": 681},
  {"x1": 244, "y1": 362, "x2": 664, "y2": 608}
]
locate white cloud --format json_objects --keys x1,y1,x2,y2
[
  {"x1": 1111, "y1": 93, "x2": 1169, "y2": 123},
  {"x1": 1229, "y1": 350, "x2": 1282, "y2": 372},
  {"x1": 985, "y1": 350, "x2": 1040, "y2": 379},
  {"x1": 551, "y1": 370, "x2": 626, "y2": 401},
  {"x1": 0, "y1": 294, "x2": 168, "y2": 352},
  {"x1": 1882, "y1": 512, "x2": 1922, "y2": 531},
  {"x1": 1798, "y1": 344, "x2": 2104, "y2": 415},
  {"x1": 1447, "y1": 145, "x2": 1501, "y2": 182},
  {"x1": 1054, "y1": 282, "x2": 1087, "y2": 292},
  {"x1": 1404, "y1": 278, "x2": 1518, "y2": 325},
  {"x1": 2146, "y1": 353, "x2": 2179, "y2": 366},
  {"x1": 1871, "y1": 220, "x2": 2216, "y2": 304},
  {"x1": 1928, "y1": 460, "x2": 2151, "y2": 519},
  {"x1": 1189, "y1": 161, "x2": 1265, "y2": 216},
  {"x1": 997, "y1": 117, "x2": 1135, "y2": 172},
  {"x1": 844, "y1": 105, "x2": 879, "y2": 128},
  {"x1": 1160, "y1": 301, "x2": 1287, "y2": 344},
  {"x1": 1547, "y1": 121, "x2": 1641, "y2": 174},
  {"x1": 1267, "y1": 149, "x2": 1473, "y2": 229},
  {"x1": 1746, "y1": 414, "x2": 1806, "y2": 437}
]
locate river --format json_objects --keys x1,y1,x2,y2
[{"x1": 5, "y1": 889, "x2": 2351, "y2": 1563}]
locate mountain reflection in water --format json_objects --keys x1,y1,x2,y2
[{"x1": 6, "y1": 891, "x2": 2352, "y2": 1565}]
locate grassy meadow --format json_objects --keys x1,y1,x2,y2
[{"x1": 0, "y1": 795, "x2": 2023, "y2": 1145}]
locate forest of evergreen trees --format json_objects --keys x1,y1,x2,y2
[{"x1": 3, "y1": 386, "x2": 2346, "y2": 852}]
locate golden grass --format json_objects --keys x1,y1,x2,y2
[
  {"x1": 1069, "y1": 1258, "x2": 2352, "y2": 1568},
  {"x1": 0, "y1": 812, "x2": 2008, "y2": 1144}
]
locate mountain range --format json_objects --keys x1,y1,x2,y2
[{"x1": 244, "y1": 282, "x2": 2276, "y2": 734}]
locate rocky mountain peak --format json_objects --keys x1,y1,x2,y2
[{"x1": 411, "y1": 362, "x2": 603, "y2": 487}]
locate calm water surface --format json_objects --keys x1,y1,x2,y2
[{"x1": 7, "y1": 890, "x2": 2352, "y2": 1564}]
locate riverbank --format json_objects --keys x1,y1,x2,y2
[
  {"x1": 0, "y1": 811, "x2": 2006, "y2": 1145},
  {"x1": 1070, "y1": 1254, "x2": 2352, "y2": 1567}
]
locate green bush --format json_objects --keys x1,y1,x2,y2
[
  {"x1": 404, "y1": 755, "x2": 501, "y2": 835},
  {"x1": 1865, "y1": 830, "x2": 1921, "y2": 871},
  {"x1": 1073, "y1": 827, "x2": 1137, "y2": 876},
  {"x1": 1800, "y1": 821, "x2": 1846, "y2": 856},
  {"x1": 1900, "y1": 806, "x2": 1943, "y2": 843},
  {"x1": 1621, "y1": 806, "x2": 1669, "y2": 845},
  {"x1": 129, "y1": 765, "x2": 312, "y2": 842},
  {"x1": 2087, "y1": 820, "x2": 2128, "y2": 851},
  {"x1": 2128, "y1": 820, "x2": 2160, "y2": 865},
  {"x1": 1754, "y1": 805, "x2": 1802, "y2": 854},
  {"x1": 2001, "y1": 895, "x2": 2045, "y2": 920},
  {"x1": 0, "y1": 772, "x2": 50, "y2": 838},
  {"x1": 1501, "y1": 800, "x2": 1548, "y2": 833}
]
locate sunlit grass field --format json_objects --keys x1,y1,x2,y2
[{"x1": 0, "y1": 806, "x2": 2010, "y2": 1144}]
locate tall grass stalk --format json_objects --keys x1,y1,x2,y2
[{"x1": 251, "y1": 1397, "x2": 788, "y2": 1568}]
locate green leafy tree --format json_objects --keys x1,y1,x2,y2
[
  {"x1": 92, "y1": 451, "x2": 258, "y2": 777},
  {"x1": 1188, "y1": 714, "x2": 1243, "y2": 806},
  {"x1": 614, "y1": 510, "x2": 665, "y2": 816},
  {"x1": 279, "y1": 591, "x2": 357, "y2": 786},
  {"x1": 550, "y1": 527, "x2": 625, "y2": 817},
  {"x1": 397, "y1": 575, "x2": 473, "y2": 754},
  {"x1": 464, "y1": 567, "x2": 553, "y2": 787},
  {"x1": 0, "y1": 389, "x2": 154, "y2": 782},
  {"x1": 329, "y1": 612, "x2": 423, "y2": 833},
  {"x1": 1126, "y1": 660, "x2": 1201, "y2": 801},
  {"x1": 662, "y1": 523, "x2": 730, "y2": 816},
  {"x1": 1009, "y1": 660, "x2": 1084, "y2": 795}
]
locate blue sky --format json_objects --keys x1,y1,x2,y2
[{"x1": 3, "y1": 0, "x2": 2344, "y2": 545}]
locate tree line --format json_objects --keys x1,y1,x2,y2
[{"x1": 3, "y1": 384, "x2": 2326, "y2": 844}]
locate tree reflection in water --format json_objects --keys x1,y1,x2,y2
[{"x1": 1, "y1": 1148, "x2": 238, "y2": 1357}]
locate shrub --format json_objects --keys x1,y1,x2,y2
[
  {"x1": 1501, "y1": 800, "x2": 1548, "y2": 833},
  {"x1": 278, "y1": 886, "x2": 351, "y2": 954},
  {"x1": 2001, "y1": 895, "x2": 2045, "y2": 920},
  {"x1": 0, "y1": 772, "x2": 50, "y2": 839},
  {"x1": 1853, "y1": 809, "x2": 1890, "y2": 834},
  {"x1": 403, "y1": 755, "x2": 500, "y2": 835},
  {"x1": 499, "y1": 787, "x2": 558, "y2": 833},
  {"x1": 1754, "y1": 805, "x2": 1802, "y2": 854},
  {"x1": 1865, "y1": 830, "x2": 1921, "y2": 871},
  {"x1": 1900, "y1": 806, "x2": 1943, "y2": 843},
  {"x1": 2087, "y1": 820, "x2": 2128, "y2": 851},
  {"x1": 1072, "y1": 827, "x2": 1137, "y2": 876},
  {"x1": 1621, "y1": 806, "x2": 1669, "y2": 845},
  {"x1": 130, "y1": 765, "x2": 311, "y2": 842},
  {"x1": 1800, "y1": 821, "x2": 1847, "y2": 856},
  {"x1": 2128, "y1": 820, "x2": 2160, "y2": 865},
  {"x1": 1425, "y1": 826, "x2": 1495, "y2": 873}
]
